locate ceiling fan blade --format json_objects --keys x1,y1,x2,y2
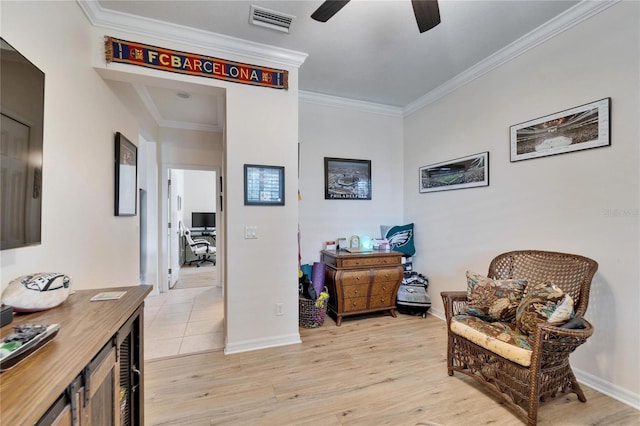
[
  {"x1": 311, "y1": 0, "x2": 351, "y2": 23},
  {"x1": 412, "y1": 0, "x2": 441, "y2": 33}
]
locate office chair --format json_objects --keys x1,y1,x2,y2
[{"x1": 184, "y1": 228, "x2": 216, "y2": 267}]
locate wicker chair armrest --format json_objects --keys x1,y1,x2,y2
[
  {"x1": 530, "y1": 318, "x2": 594, "y2": 364},
  {"x1": 440, "y1": 291, "x2": 468, "y2": 321}
]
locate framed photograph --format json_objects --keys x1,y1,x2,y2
[
  {"x1": 419, "y1": 152, "x2": 489, "y2": 193},
  {"x1": 114, "y1": 132, "x2": 137, "y2": 216},
  {"x1": 510, "y1": 98, "x2": 610, "y2": 162},
  {"x1": 244, "y1": 164, "x2": 284, "y2": 206},
  {"x1": 324, "y1": 157, "x2": 372, "y2": 200}
]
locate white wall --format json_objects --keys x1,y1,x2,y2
[
  {"x1": 224, "y1": 81, "x2": 301, "y2": 352},
  {"x1": 403, "y1": 2, "x2": 639, "y2": 407},
  {"x1": 183, "y1": 169, "x2": 217, "y2": 227},
  {"x1": 298, "y1": 101, "x2": 404, "y2": 265},
  {"x1": 0, "y1": 1, "x2": 140, "y2": 291},
  {"x1": 138, "y1": 136, "x2": 158, "y2": 289},
  {"x1": 159, "y1": 128, "x2": 223, "y2": 170}
]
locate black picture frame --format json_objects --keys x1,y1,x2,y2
[
  {"x1": 510, "y1": 98, "x2": 611, "y2": 162},
  {"x1": 244, "y1": 164, "x2": 285, "y2": 206},
  {"x1": 324, "y1": 157, "x2": 372, "y2": 200},
  {"x1": 114, "y1": 132, "x2": 138, "y2": 216},
  {"x1": 419, "y1": 152, "x2": 489, "y2": 193}
]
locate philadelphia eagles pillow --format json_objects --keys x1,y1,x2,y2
[
  {"x1": 2, "y1": 273, "x2": 71, "y2": 312},
  {"x1": 381, "y1": 223, "x2": 415, "y2": 256}
]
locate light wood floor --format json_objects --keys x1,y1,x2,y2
[{"x1": 144, "y1": 312, "x2": 638, "y2": 425}]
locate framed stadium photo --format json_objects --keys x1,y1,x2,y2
[
  {"x1": 324, "y1": 157, "x2": 371, "y2": 200},
  {"x1": 419, "y1": 152, "x2": 489, "y2": 193},
  {"x1": 510, "y1": 98, "x2": 610, "y2": 162}
]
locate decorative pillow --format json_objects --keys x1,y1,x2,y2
[
  {"x1": 381, "y1": 223, "x2": 415, "y2": 256},
  {"x1": 1, "y1": 273, "x2": 71, "y2": 312},
  {"x1": 560, "y1": 317, "x2": 587, "y2": 329},
  {"x1": 548, "y1": 294, "x2": 574, "y2": 324},
  {"x1": 516, "y1": 281, "x2": 574, "y2": 335},
  {"x1": 466, "y1": 271, "x2": 527, "y2": 322}
]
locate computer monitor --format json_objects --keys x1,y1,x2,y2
[{"x1": 191, "y1": 212, "x2": 215, "y2": 230}]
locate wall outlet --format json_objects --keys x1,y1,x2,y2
[{"x1": 275, "y1": 303, "x2": 284, "y2": 316}]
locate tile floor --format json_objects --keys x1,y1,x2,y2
[{"x1": 143, "y1": 284, "x2": 224, "y2": 360}]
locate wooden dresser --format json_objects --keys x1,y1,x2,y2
[
  {"x1": 321, "y1": 250, "x2": 404, "y2": 326},
  {"x1": 0, "y1": 285, "x2": 151, "y2": 425}
]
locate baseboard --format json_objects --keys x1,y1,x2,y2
[
  {"x1": 575, "y1": 367, "x2": 640, "y2": 411},
  {"x1": 429, "y1": 307, "x2": 445, "y2": 321},
  {"x1": 224, "y1": 333, "x2": 301, "y2": 355}
]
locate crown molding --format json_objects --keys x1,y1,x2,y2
[
  {"x1": 76, "y1": 0, "x2": 308, "y2": 69},
  {"x1": 299, "y1": 91, "x2": 403, "y2": 117},
  {"x1": 403, "y1": 0, "x2": 620, "y2": 117},
  {"x1": 77, "y1": 0, "x2": 618, "y2": 117}
]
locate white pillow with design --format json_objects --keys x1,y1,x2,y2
[{"x1": 2, "y1": 273, "x2": 71, "y2": 312}]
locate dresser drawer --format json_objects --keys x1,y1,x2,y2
[
  {"x1": 342, "y1": 284, "x2": 368, "y2": 298},
  {"x1": 340, "y1": 255, "x2": 400, "y2": 268},
  {"x1": 372, "y1": 267, "x2": 402, "y2": 283},
  {"x1": 370, "y1": 281, "x2": 395, "y2": 296},
  {"x1": 343, "y1": 296, "x2": 368, "y2": 312},
  {"x1": 339, "y1": 270, "x2": 370, "y2": 285},
  {"x1": 369, "y1": 294, "x2": 393, "y2": 309}
]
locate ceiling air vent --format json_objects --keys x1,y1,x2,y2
[{"x1": 249, "y1": 5, "x2": 295, "y2": 33}]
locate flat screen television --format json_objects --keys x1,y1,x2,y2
[
  {"x1": 191, "y1": 212, "x2": 215, "y2": 230},
  {"x1": 0, "y1": 38, "x2": 45, "y2": 250}
]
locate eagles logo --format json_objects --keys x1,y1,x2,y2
[{"x1": 387, "y1": 229, "x2": 413, "y2": 249}]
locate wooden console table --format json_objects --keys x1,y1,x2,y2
[
  {"x1": 321, "y1": 250, "x2": 404, "y2": 326},
  {"x1": 0, "y1": 285, "x2": 151, "y2": 425}
]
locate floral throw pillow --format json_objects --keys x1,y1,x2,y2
[
  {"x1": 516, "y1": 282, "x2": 574, "y2": 335},
  {"x1": 466, "y1": 271, "x2": 527, "y2": 322}
]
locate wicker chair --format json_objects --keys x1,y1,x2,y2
[{"x1": 441, "y1": 250, "x2": 598, "y2": 425}]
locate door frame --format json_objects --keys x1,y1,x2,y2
[{"x1": 159, "y1": 164, "x2": 222, "y2": 293}]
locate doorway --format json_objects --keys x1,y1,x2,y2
[
  {"x1": 145, "y1": 166, "x2": 224, "y2": 359},
  {"x1": 102, "y1": 73, "x2": 227, "y2": 358},
  {"x1": 169, "y1": 168, "x2": 218, "y2": 289}
]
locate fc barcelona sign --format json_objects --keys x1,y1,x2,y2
[{"x1": 105, "y1": 36, "x2": 288, "y2": 90}]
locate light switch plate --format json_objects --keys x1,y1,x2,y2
[{"x1": 245, "y1": 226, "x2": 258, "y2": 239}]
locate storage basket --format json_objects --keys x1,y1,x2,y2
[{"x1": 299, "y1": 293, "x2": 328, "y2": 328}]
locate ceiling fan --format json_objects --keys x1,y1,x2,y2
[{"x1": 311, "y1": 0, "x2": 441, "y2": 33}]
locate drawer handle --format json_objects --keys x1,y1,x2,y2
[
  {"x1": 352, "y1": 301, "x2": 357, "y2": 306},
  {"x1": 380, "y1": 298, "x2": 385, "y2": 302},
  {"x1": 354, "y1": 289, "x2": 358, "y2": 294},
  {"x1": 356, "y1": 276, "x2": 360, "y2": 280},
  {"x1": 382, "y1": 286, "x2": 387, "y2": 291}
]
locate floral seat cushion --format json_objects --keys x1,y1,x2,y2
[{"x1": 450, "y1": 314, "x2": 533, "y2": 367}]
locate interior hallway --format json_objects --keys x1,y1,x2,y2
[{"x1": 143, "y1": 265, "x2": 224, "y2": 360}]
